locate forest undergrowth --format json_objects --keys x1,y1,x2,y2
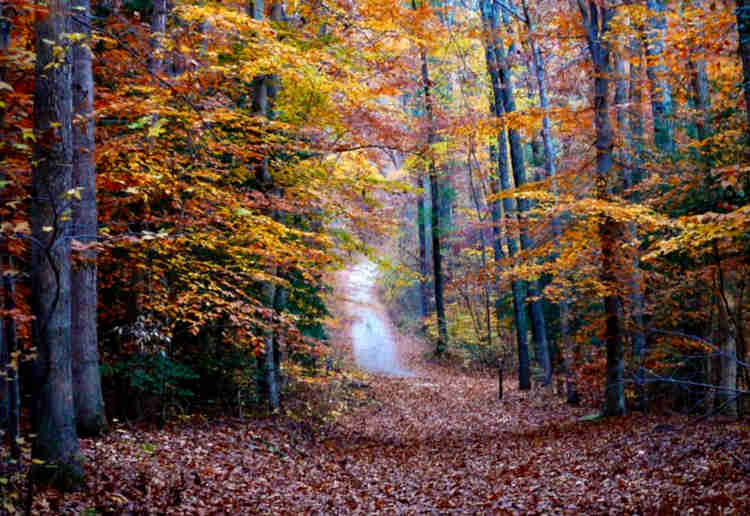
[{"x1": 22, "y1": 297, "x2": 750, "y2": 515}]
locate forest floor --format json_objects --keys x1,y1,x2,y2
[{"x1": 26, "y1": 265, "x2": 750, "y2": 514}]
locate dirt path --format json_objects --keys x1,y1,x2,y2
[
  {"x1": 346, "y1": 260, "x2": 413, "y2": 377},
  {"x1": 38, "y1": 265, "x2": 749, "y2": 514}
]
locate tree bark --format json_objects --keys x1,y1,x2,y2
[
  {"x1": 71, "y1": 0, "x2": 107, "y2": 437},
  {"x1": 577, "y1": 0, "x2": 626, "y2": 416},
  {"x1": 417, "y1": 172, "x2": 429, "y2": 326},
  {"x1": 628, "y1": 35, "x2": 645, "y2": 187},
  {"x1": 149, "y1": 0, "x2": 168, "y2": 76},
  {"x1": 716, "y1": 256, "x2": 739, "y2": 417},
  {"x1": 522, "y1": 0, "x2": 578, "y2": 398},
  {"x1": 31, "y1": 0, "x2": 84, "y2": 486},
  {"x1": 0, "y1": 0, "x2": 11, "y2": 441},
  {"x1": 615, "y1": 42, "x2": 648, "y2": 410},
  {"x1": 481, "y1": 0, "x2": 531, "y2": 389},
  {"x1": 0, "y1": 8, "x2": 9, "y2": 51},
  {"x1": 645, "y1": 0, "x2": 674, "y2": 154},
  {"x1": 690, "y1": 63, "x2": 711, "y2": 143},
  {"x1": 252, "y1": 0, "x2": 285, "y2": 410},
  {"x1": 413, "y1": 0, "x2": 447, "y2": 355},
  {"x1": 492, "y1": 0, "x2": 551, "y2": 385},
  {"x1": 466, "y1": 142, "x2": 493, "y2": 348}
]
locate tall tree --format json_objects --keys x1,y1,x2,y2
[
  {"x1": 617, "y1": 27, "x2": 650, "y2": 411},
  {"x1": 416, "y1": 172, "x2": 430, "y2": 326},
  {"x1": 251, "y1": 0, "x2": 285, "y2": 409},
  {"x1": 31, "y1": 0, "x2": 84, "y2": 485},
  {"x1": 149, "y1": 0, "x2": 168, "y2": 76},
  {"x1": 491, "y1": 0, "x2": 551, "y2": 384},
  {"x1": 521, "y1": 0, "x2": 578, "y2": 400},
  {"x1": 71, "y1": 0, "x2": 107, "y2": 436},
  {"x1": 688, "y1": 0, "x2": 711, "y2": 144},
  {"x1": 414, "y1": 0, "x2": 448, "y2": 355},
  {"x1": 576, "y1": 0, "x2": 626, "y2": 416},
  {"x1": 644, "y1": 0, "x2": 674, "y2": 154},
  {"x1": 481, "y1": 0, "x2": 531, "y2": 389}
]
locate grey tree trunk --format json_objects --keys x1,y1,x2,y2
[
  {"x1": 625, "y1": 32, "x2": 650, "y2": 411},
  {"x1": 414, "y1": 11, "x2": 448, "y2": 355},
  {"x1": 684, "y1": 0, "x2": 710, "y2": 144},
  {"x1": 417, "y1": 173, "x2": 429, "y2": 326},
  {"x1": 718, "y1": 300, "x2": 738, "y2": 417},
  {"x1": 492, "y1": 0, "x2": 551, "y2": 384},
  {"x1": 466, "y1": 143, "x2": 493, "y2": 347},
  {"x1": 31, "y1": 0, "x2": 84, "y2": 486},
  {"x1": 645, "y1": 0, "x2": 674, "y2": 154},
  {"x1": 481, "y1": 1, "x2": 530, "y2": 389},
  {"x1": 0, "y1": 6, "x2": 9, "y2": 51},
  {"x1": 690, "y1": 59, "x2": 710, "y2": 142},
  {"x1": 615, "y1": 45, "x2": 648, "y2": 410},
  {"x1": 260, "y1": 281, "x2": 280, "y2": 410},
  {"x1": 716, "y1": 257, "x2": 739, "y2": 417},
  {"x1": 71, "y1": 0, "x2": 107, "y2": 437},
  {"x1": 522, "y1": 0, "x2": 577, "y2": 399},
  {"x1": 577, "y1": 0, "x2": 626, "y2": 416},
  {"x1": 149, "y1": 0, "x2": 168, "y2": 76},
  {"x1": 615, "y1": 51, "x2": 630, "y2": 188},
  {"x1": 736, "y1": 0, "x2": 750, "y2": 138},
  {"x1": 252, "y1": 0, "x2": 285, "y2": 410},
  {"x1": 628, "y1": 36, "x2": 645, "y2": 187}
]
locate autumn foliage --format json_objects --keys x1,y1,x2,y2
[{"x1": 0, "y1": 0, "x2": 748, "y2": 510}]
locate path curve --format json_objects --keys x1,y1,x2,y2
[{"x1": 347, "y1": 261, "x2": 413, "y2": 376}]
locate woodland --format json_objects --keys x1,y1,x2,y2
[{"x1": 0, "y1": 0, "x2": 749, "y2": 512}]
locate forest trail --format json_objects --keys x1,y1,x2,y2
[
  {"x1": 38, "y1": 266, "x2": 748, "y2": 514},
  {"x1": 346, "y1": 260, "x2": 413, "y2": 377}
]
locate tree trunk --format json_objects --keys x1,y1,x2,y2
[
  {"x1": 492, "y1": 0, "x2": 551, "y2": 384},
  {"x1": 252, "y1": 0, "x2": 285, "y2": 410},
  {"x1": 0, "y1": 0, "x2": 10, "y2": 442},
  {"x1": 428, "y1": 157, "x2": 448, "y2": 355},
  {"x1": 466, "y1": 143, "x2": 493, "y2": 348},
  {"x1": 578, "y1": 0, "x2": 626, "y2": 416},
  {"x1": 624, "y1": 24, "x2": 649, "y2": 410},
  {"x1": 149, "y1": 0, "x2": 168, "y2": 76},
  {"x1": 523, "y1": 0, "x2": 578, "y2": 398},
  {"x1": 645, "y1": 0, "x2": 674, "y2": 154},
  {"x1": 71, "y1": 0, "x2": 107, "y2": 437},
  {"x1": 718, "y1": 301, "x2": 738, "y2": 418},
  {"x1": 615, "y1": 44, "x2": 648, "y2": 410},
  {"x1": 260, "y1": 281, "x2": 280, "y2": 410},
  {"x1": 716, "y1": 257, "x2": 739, "y2": 417},
  {"x1": 690, "y1": 62, "x2": 710, "y2": 143},
  {"x1": 417, "y1": 172, "x2": 429, "y2": 326},
  {"x1": 31, "y1": 0, "x2": 84, "y2": 487},
  {"x1": 628, "y1": 36, "x2": 645, "y2": 187},
  {"x1": 481, "y1": 1, "x2": 531, "y2": 389},
  {"x1": 413, "y1": 0, "x2": 447, "y2": 354}
]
